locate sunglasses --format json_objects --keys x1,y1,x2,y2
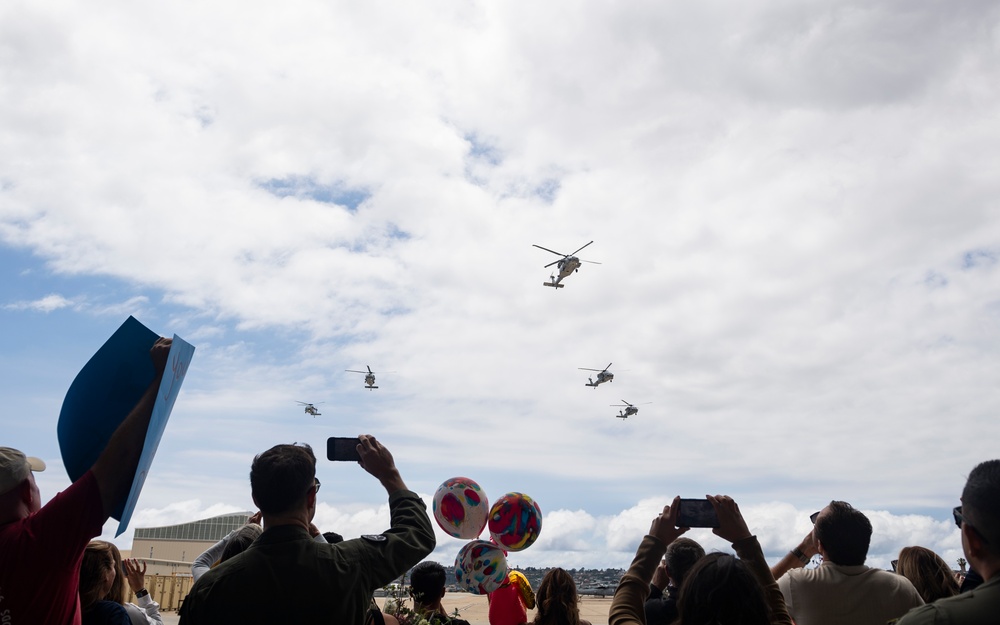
[
  {"x1": 810, "y1": 510, "x2": 820, "y2": 524},
  {"x1": 953, "y1": 505, "x2": 989, "y2": 544}
]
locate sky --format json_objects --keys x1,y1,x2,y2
[{"x1": 2, "y1": 0, "x2": 1000, "y2": 571}]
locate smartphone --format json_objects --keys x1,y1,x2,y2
[
  {"x1": 327, "y1": 437, "x2": 361, "y2": 462},
  {"x1": 676, "y1": 498, "x2": 720, "y2": 528}
]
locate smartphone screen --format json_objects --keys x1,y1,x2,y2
[
  {"x1": 676, "y1": 498, "x2": 720, "y2": 528},
  {"x1": 326, "y1": 437, "x2": 361, "y2": 462}
]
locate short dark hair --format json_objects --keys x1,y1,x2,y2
[
  {"x1": 410, "y1": 561, "x2": 447, "y2": 606},
  {"x1": 250, "y1": 443, "x2": 316, "y2": 515},
  {"x1": 676, "y1": 553, "x2": 770, "y2": 625},
  {"x1": 962, "y1": 459, "x2": 1000, "y2": 550},
  {"x1": 665, "y1": 537, "x2": 705, "y2": 587},
  {"x1": 814, "y1": 500, "x2": 871, "y2": 566}
]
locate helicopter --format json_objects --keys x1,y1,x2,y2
[
  {"x1": 346, "y1": 365, "x2": 381, "y2": 390},
  {"x1": 532, "y1": 240, "x2": 600, "y2": 288},
  {"x1": 612, "y1": 400, "x2": 650, "y2": 419},
  {"x1": 580, "y1": 363, "x2": 614, "y2": 388},
  {"x1": 296, "y1": 401, "x2": 324, "y2": 417}
]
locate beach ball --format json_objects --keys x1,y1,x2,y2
[
  {"x1": 433, "y1": 477, "x2": 489, "y2": 539},
  {"x1": 454, "y1": 539, "x2": 509, "y2": 594},
  {"x1": 488, "y1": 492, "x2": 542, "y2": 552}
]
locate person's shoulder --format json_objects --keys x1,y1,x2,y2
[
  {"x1": 895, "y1": 602, "x2": 943, "y2": 624},
  {"x1": 83, "y1": 600, "x2": 130, "y2": 625}
]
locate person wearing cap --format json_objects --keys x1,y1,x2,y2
[{"x1": 0, "y1": 338, "x2": 171, "y2": 625}]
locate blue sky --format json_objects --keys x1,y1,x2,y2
[{"x1": 3, "y1": 0, "x2": 1000, "y2": 570}]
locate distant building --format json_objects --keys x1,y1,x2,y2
[{"x1": 131, "y1": 512, "x2": 252, "y2": 576}]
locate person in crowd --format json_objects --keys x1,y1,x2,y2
[
  {"x1": 191, "y1": 511, "x2": 264, "y2": 579},
  {"x1": 898, "y1": 459, "x2": 1000, "y2": 624},
  {"x1": 895, "y1": 546, "x2": 960, "y2": 604},
  {"x1": 179, "y1": 435, "x2": 435, "y2": 624},
  {"x1": 488, "y1": 569, "x2": 535, "y2": 625},
  {"x1": 408, "y1": 560, "x2": 471, "y2": 625},
  {"x1": 100, "y1": 540, "x2": 162, "y2": 625},
  {"x1": 770, "y1": 500, "x2": 923, "y2": 625},
  {"x1": 643, "y1": 537, "x2": 705, "y2": 625},
  {"x1": 531, "y1": 567, "x2": 592, "y2": 625},
  {"x1": 0, "y1": 338, "x2": 171, "y2": 625},
  {"x1": 80, "y1": 541, "x2": 132, "y2": 625},
  {"x1": 610, "y1": 495, "x2": 790, "y2": 625}
]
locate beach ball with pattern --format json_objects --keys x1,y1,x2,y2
[
  {"x1": 433, "y1": 477, "x2": 489, "y2": 539},
  {"x1": 454, "y1": 539, "x2": 509, "y2": 594},
  {"x1": 488, "y1": 492, "x2": 542, "y2": 552}
]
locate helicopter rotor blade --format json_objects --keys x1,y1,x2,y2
[
  {"x1": 367, "y1": 365, "x2": 373, "y2": 373},
  {"x1": 543, "y1": 259, "x2": 565, "y2": 268},
  {"x1": 604, "y1": 363, "x2": 613, "y2": 371},
  {"x1": 579, "y1": 368, "x2": 602, "y2": 372},
  {"x1": 345, "y1": 370, "x2": 366, "y2": 374},
  {"x1": 569, "y1": 240, "x2": 594, "y2": 256},
  {"x1": 580, "y1": 260, "x2": 602, "y2": 265},
  {"x1": 533, "y1": 244, "x2": 565, "y2": 257}
]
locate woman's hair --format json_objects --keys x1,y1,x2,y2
[
  {"x1": 896, "y1": 546, "x2": 959, "y2": 603},
  {"x1": 80, "y1": 541, "x2": 117, "y2": 607},
  {"x1": 532, "y1": 567, "x2": 581, "y2": 625},
  {"x1": 220, "y1": 523, "x2": 263, "y2": 563},
  {"x1": 675, "y1": 553, "x2": 771, "y2": 625},
  {"x1": 101, "y1": 541, "x2": 128, "y2": 604}
]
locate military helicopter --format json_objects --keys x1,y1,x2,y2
[
  {"x1": 296, "y1": 401, "x2": 323, "y2": 417},
  {"x1": 532, "y1": 241, "x2": 600, "y2": 288},
  {"x1": 612, "y1": 400, "x2": 650, "y2": 419},
  {"x1": 346, "y1": 366, "x2": 382, "y2": 390},
  {"x1": 580, "y1": 363, "x2": 614, "y2": 388}
]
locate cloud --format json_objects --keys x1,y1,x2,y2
[
  {"x1": 3, "y1": 0, "x2": 999, "y2": 569},
  {"x1": 4, "y1": 293, "x2": 75, "y2": 312}
]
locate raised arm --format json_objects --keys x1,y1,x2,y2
[
  {"x1": 709, "y1": 495, "x2": 792, "y2": 625},
  {"x1": 357, "y1": 434, "x2": 407, "y2": 494},
  {"x1": 610, "y1": 497, "x2": 688, "y2": 625},
  {"x1": 91, "y1": 338, "x2": 171, "y2": 518},
  {"x1": 770, "y1": 529, "x2": 818, "y2": 581}
]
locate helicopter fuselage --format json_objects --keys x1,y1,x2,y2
[{"x1": 585, "y1": 372, "x2": 614, "y2": 387}]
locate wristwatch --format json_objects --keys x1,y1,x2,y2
[
  {"x1": 136, "y1": 588, "x2": 149, "y2": 598},
  {"x1": 791, "y1": 547, "x2": 810, "y2": 565}
]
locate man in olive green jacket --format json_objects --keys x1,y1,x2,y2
[
  {"x1": 897, "y1": 459, "x2": 1000, "y2": 625},
  {"x1": 180, "y1": 435, "x2": 435, "y2": 625}
]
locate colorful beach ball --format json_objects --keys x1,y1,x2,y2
[
  {"x1": 488, "y1": 492, "x2": 542, "y2": 552},
  {"x1": 454, "y1": 539, "x2": 509, "y2": 594},
  {"x1": 432, "y1": 477, "x2": 489, "y2": 539}
]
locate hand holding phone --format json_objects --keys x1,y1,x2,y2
[
  {"x1": 676, "y1": 498, "x2": 720, "y2": 528},
  {"x1": 707, "y1": 495, "x2": 752, "y2": 543},
  {"x1": 327, "y1": 437, "x2": 362, "y2": 462}
]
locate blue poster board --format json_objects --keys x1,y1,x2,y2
[{"x1": 57, "y1": 316, "x2": 195, "y2": 535}]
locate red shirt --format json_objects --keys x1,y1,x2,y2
[{"x1": 0, "y1": 471, "x2": 106, "y2": 625}]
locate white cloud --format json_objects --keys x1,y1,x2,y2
[
  {"x1": 4, "y1": 293, "x2": 75, "y2": 312},
  {"x1": 3, "y1": 0, "x2": 999, "y2": 569}
]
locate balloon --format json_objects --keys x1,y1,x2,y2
[
  {"x1": 488, "y1": 492, "x2": 542, "y2": 552},
  {"x1": 454, "y1": 539, "x2": 509, "y2": 594},
  {"x1": 432, "y1": 477, "x2": 489, "y2": 539}
]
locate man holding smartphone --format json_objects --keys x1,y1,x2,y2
[{"x1": 179, "y1": 434, "x2": 435, "y2": 625}]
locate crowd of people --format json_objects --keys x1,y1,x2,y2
[
  {"x1": 1, "y1": 337, "x2": 998, "y2": 625},
  {"x1": 610, "y1": 464, "x2": 1000, "y2": 625}
]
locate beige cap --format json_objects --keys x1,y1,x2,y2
[{"x1": 0, "y1": 447, "x2": 46, "y2": 495}]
